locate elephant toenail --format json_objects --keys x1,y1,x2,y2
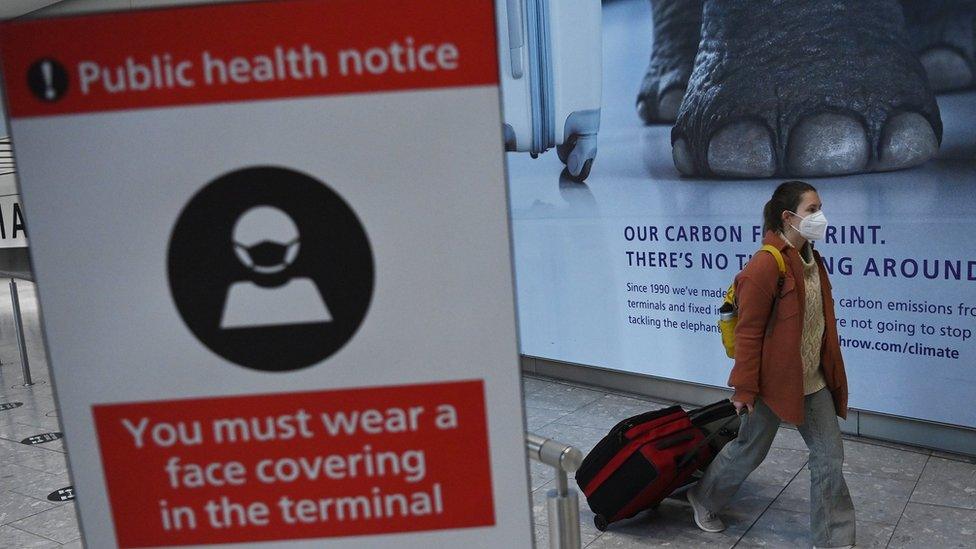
[
  {"x1": 657, "y1": 88, "x2": 686, "y2": 122},
  {"x1": 672, "y1": 137, "x2": 696, "y2": 175},
  {"x1": 707, "y1": 121, "x2": 776, "y2": 178},
  {"x1": 919, "y1": 48, "x2": 974, "y2": 92},
  {"x1": 876, "y1": 112, "x2": 939, "y2": 171},
  {"x1": 787, "y1": 113, "x2": 869, "y2": 176},
  {"x1": 637, "y1": 99, "x2": 653, "y2": 125}
]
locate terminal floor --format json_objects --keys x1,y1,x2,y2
[
  {"x1": 0, "y1": 283, "x2": 972, "y2": 548},
  {"x1": 524, "y1": 373, "x2": 976, "y2": 548},
  {"x1": 0, "y1": 281, "x2": 78, "y2": 548}
]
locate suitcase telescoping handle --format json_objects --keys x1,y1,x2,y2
[
  {"x1": 506, "y1": 0, "x2": 524, "y2": 78},
  {"x1": 676, "y1": 407, "x2": 746, "y2": 470}
]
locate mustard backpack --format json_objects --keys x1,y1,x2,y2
[{"x1": 718, "y1": 245, "x2": 786, "y2": 358}]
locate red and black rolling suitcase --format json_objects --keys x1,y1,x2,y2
[{"x1": 575, "y1": 400, "x2": 743, "y2": 531}]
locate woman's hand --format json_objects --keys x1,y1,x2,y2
[{"x1": 732, "y1": 399, "x2": 754, "y2": 415}]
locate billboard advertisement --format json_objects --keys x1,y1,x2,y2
[{"x1": 504, "y1": 0, "x2": 976, "y2": 428}]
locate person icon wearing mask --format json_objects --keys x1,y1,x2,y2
[{"x1": 220, "y1": 205, "x2": 333, "y2": 329}]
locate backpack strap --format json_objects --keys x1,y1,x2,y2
[
  {"x1": 760, "y1": 244, "x2": 786, "y2": 276},
  {"x1": 760, "y1": 244, "x2": 786, "y2": 293},
  {"x1": 726, "y1": 245, "x2": 787, "y2": 307},
  {"x1": 759, "y1": 245, "x2": 788, "y2": 335}
]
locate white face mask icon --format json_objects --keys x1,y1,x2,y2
[
  {"x1": 220, "y1": 206, "x2": 332, "y2": 330},
  {"x1": 231, "y1": 206, "x2": 301, "y2": 274}
]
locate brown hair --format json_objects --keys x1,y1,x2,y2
[{"x1": 762, "y1": 180, "x2": 817, "y2": 234}]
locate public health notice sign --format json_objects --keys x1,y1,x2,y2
[{"x1": 0, "y1": 1, "x2": 532, "y2": 547}]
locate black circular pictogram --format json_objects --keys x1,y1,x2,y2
[
  {"x1": 168, "y1": 166, "x2": 374, "y2": 371},
  {"x1": 27, "y1": 58, "x2": 69, "y2": 103}
]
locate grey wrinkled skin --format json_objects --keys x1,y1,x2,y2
[
  {"x1": 636, "y1": 0, "x2": 702, "y2": 124},
  {"x1": 901, "y1": 0, "x2": 976, "y2": 91},
  {"x1": 671, "y1": 0, "x2": 944, "y2": 178}
]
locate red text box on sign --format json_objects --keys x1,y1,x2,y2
[{"x1": 92, "y1": 379, "x2": 495, "y2": 547}]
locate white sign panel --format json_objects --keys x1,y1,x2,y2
[{"x1": 0, "y1": 1, "x2": 531, "y2": 547}]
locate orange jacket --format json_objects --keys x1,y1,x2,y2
[{"x1": 728, "y1": 231, "x2": 849, "y2": 425}]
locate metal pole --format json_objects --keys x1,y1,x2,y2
[
  {"x1": 9, "y1": 278, "x2": 32, "y2": 386},
  {"x1": 526, "y1": 433, "x2": 583, "y2": 549},
  {"x1": 547, "y1": 470, "x2": 581, "y2": 549}
]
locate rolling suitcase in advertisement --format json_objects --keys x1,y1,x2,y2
[
  {"x1": 575, "y1": 400, "x2": 743, "y2": 531},
  {"x1": 496, "y1": 0, "x2": 602, "y2": 181}
]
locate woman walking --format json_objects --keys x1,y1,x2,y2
[{"x1": 686, "y1": 180, "x2": 856, "y2": 548}]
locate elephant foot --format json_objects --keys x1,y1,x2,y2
[
  {"x1": 672, "y1": 0, "x2": 942, "y2": 178},
  {"x1": 637, "y1": 0, "x2": 702, "y2": 124}
]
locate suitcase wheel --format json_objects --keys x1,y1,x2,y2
[
  {"x1": 557, "y1": 134, "x2": 597, "y2": 182},
  {"x1": 556, "y1": 140, "x2": 572, "y2": 164},
  {"x1": 594, "y1": 514, "x2": 608, "y2": 531},
  {"x1": 572, "y1": 159, "x2": 594, "y2": 182}
]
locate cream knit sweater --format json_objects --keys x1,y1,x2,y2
[{"x1": 781, "y1": 233, "x2": 827, "y2": 395}]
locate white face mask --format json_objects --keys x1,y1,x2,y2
[{"x1": 788, "y1": 210, "x2": 828, "y2": 241}]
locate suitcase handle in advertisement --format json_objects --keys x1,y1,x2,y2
[{"x1": 506, "y1": 0, "x2": 524, "y2": 78}]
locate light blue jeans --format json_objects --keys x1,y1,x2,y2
[{"x1": 692, "y1": 387, "x2": 856, "y2": 547}]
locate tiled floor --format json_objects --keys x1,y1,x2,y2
[
  {"x1": 0, "y1": 281, "x2": 78, "y2": 548},
  {"x1": 0, "y1": 281, "x2": 973, "y2": 548},
  {"x1": 524, "y1": 374, "x2": 976, "y2": 549}
]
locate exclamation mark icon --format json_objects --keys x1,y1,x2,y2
[
  {"x1": 41, "y1": 61, "x2": 56, "y2": 100},
  {"x1": 28, "y1": 58, "x2": 67, "y2": 103}
]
